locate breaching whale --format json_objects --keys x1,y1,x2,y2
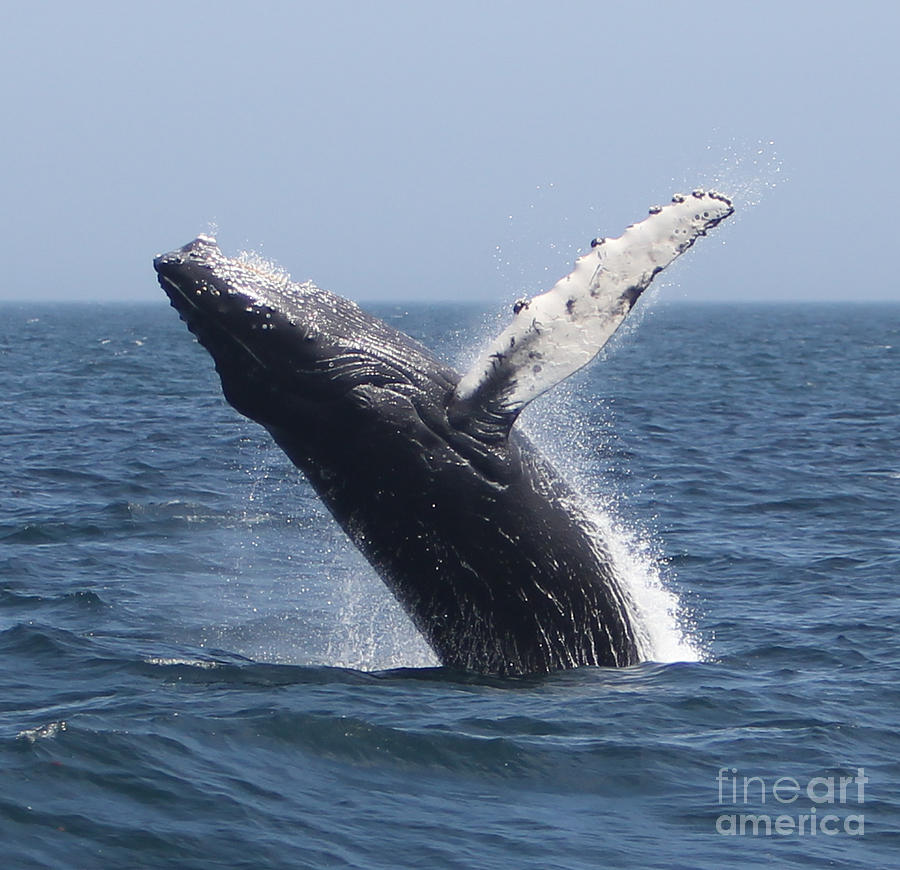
[{"x1": 155, "y1": 191, "x2": 733, "y2": 675}]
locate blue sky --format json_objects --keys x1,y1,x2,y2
[{"x1": 2, "y1": 1, "x2": 898, "y2": 302}]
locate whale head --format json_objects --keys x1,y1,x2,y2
[
  {"x1": 154, "y1": 235, "x2": 317, "y2": 359},
  {"x1": 154, "y1": 236, "x2": 459, "y2": 440}
]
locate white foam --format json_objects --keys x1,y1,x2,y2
[
  {"x1": 144, "y1": 656, "x2": 220, "y2": 669},
  {"x1": 17, "y1": 721, "x2": 67, "y2": 743},
  {"x1": 587, "y1": 507, "x2": 702, "y2": 663}
]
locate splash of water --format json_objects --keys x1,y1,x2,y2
[
  {"x1": 324, "y1": 569, "x2": 439, "y2": 671},
  {"x1": 17, "y1": 721, "x2": 68, "y2": 743},
  {"x1": 521, "y1": 390, "x2": 704, "y2": 665},
  {"x1": 686, "y1": 138, "x2": 784, "y2": 212},
  {"x1": 208, "y1": 437, "x2": 437, "y2": 672},
  {"x1": 586, "y1": 506, "x2": 702, "y2": 663}
]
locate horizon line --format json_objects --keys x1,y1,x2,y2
[{"x1": 0, "y1": 296, "x2": 898, "y2": 307}]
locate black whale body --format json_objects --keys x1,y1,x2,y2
[{"x1": 154, "y1": 192, "x2": 732, "y2": 675}]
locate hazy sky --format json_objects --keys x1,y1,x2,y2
[{"x1": 2, "y1": 1, "x2": 898, "y2": 302}]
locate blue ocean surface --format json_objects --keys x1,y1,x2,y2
[{"x1": 1, "y1": 300, "x2": 898, "y2": 869}]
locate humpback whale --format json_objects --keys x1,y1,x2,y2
[{"x1": 155, "y1": 191, "x2": 733, "y2": 675}]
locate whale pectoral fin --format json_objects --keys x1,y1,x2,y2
[{"x1": 448, "y1": 191, "x2": 734, "y2": 441}]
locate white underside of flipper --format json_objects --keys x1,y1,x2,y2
[{"x1": 451, "y1": 191, "x2": 733, "y2": 438}]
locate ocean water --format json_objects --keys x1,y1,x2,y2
[{"x1": 1, "y1": 300, "x2": 898, "y2": 869}]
